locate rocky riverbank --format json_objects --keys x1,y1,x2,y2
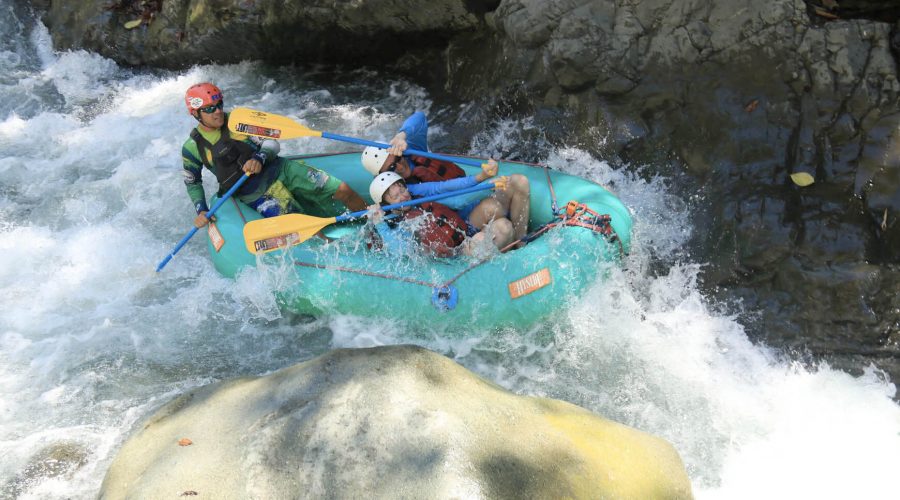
[{"x1": 31, "y1": 0, "x2": 900, "y2": 384}]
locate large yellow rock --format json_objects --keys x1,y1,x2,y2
[{"x1": 100, "y1": 345, "x2": 692, "y2": 499}]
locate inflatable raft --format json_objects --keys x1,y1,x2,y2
[{"x1": 206, "y1": 152, "x2": 632, "y2": 330}]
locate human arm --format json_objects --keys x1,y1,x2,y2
[
  {"x1": 333, "y1": 181, "x2": 367, "y2": 211},
  {"x1": 182, "y1": 140, "x2": 213, "y2": 227},
  {"x1": 406, "y1": 175, "x2": 480, "y2": 198},
  {"x1": 240, "y1": 137, "x2": 280, "y2": 175},
  {"x1": 367, "y1": 205, "x2": 412, "y2": 255},
  {"x1": 388, "y1": 111, "x2": 428, "y2": 156},
  {"x1": 366, "y1": 203, "x2": 416, "y2": 256},
  {"x1": 375, "y1": 221, "x2": 411, "y2": 255}
]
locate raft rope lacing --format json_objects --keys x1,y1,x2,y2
[{"x1": 255, "y1": 164, "x2": 624, "y2": 301}]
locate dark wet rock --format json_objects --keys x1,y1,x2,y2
[
  {"x1": 808, "y1": 0, "x2": 900, "y2": 24},
  {"x1": 447, "y1": 0, "x2": 900, "y2": 383},
  {"x1": 31, "y1": 0, "x2": 900, "y2": 383},
  {"x1": 38, "y1": 0, "x2": 488, "y2": 71}
]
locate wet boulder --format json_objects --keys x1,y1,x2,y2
[
  {"x1": 1, "y1": 441, "x2": 89, "y2": 498},
  {"x1": 99, "y1": 345, "x2": 692, "y2": 499}
]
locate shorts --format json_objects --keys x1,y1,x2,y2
[
  {"x1": 456, "y1": 198, "x2": 511, "y2": 237},
  {"x1": 247, "y1": 159, "x2": 343, "y2": 218},
  {"x1": 455, "y1": 200, "x2": 479, "y2": 223}
]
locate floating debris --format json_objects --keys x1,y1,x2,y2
[{"x1": 790, "y1": 170, "x2": 815, "y2": 187}]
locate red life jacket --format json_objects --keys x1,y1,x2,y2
[
  {"x1": 404, "y1": 201, "x2": 468, "y2": 257},
  {"x1": 406, "y1": 155, "x2": 466, "y2": 184}
]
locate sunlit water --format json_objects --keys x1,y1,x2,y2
[{"x1": 0, "y1": 5, "x2": 898, "y2": 499}]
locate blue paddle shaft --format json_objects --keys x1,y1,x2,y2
[
  {"x1": 334, "y1": 182, "x2": 495, "y2": 223},
  {"x1": 156, "y1": 173, "x2": 251, "y2": 272},
  {"x1": 320, "y1": 131, "x2": 484, "y2": 168}
]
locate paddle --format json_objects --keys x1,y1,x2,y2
[
  {"x1": 156, "y1": 173, "x2": 250, "y2": 272},
  {"x1": 244, "y1": 182, "x2": 496, "y2": 254},
  {"x1": 228, "y1": 107, "x2": 490, "y2": 169}
]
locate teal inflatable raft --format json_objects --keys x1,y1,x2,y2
[{"x1": 206, "y1": 152, "x2": 632, "y2": 330}]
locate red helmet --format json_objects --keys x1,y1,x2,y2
[{"x1": 184, "y1": 83, "x2": 223, "y2": 115}]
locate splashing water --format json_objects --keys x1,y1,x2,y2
[{"x1": 0, "y1": 6, "x2": 897, "y2": 499}]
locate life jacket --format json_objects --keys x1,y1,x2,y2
[
  {"x1": 406, "y1": 155, "x2": 466, "y2": 184},
  {"x1": 398, "y1": 201, "x2": 468, "y2": 257},
  {"x1": 190, "y1": 114, "x2": 259, "y2": 196}
]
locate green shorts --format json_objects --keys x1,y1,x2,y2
[{"x1": 246, "y1": 159, "x2": 344, "y2": 218}]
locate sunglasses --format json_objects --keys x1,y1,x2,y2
[{"x1": 199, "y1": 101, "x2": 224, "y2": 114}]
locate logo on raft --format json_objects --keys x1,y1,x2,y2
[{"x1": 508, "y1": 268, "x2": 552, "y2": 299}]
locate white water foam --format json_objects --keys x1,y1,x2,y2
[{"x1": 0, "y1": 11, "x2": 897, "y2": 499}]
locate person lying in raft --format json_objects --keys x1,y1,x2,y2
[
  {"x1": 360, "y1": 111, "x2": 531, "y2": 244},
  {"x1": 366, "y1": 171, "x2": 512, "y2": 258}
]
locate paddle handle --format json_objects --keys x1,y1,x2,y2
[
  {"x1": 320, "y1": 131, "x2": 484, "y2": 168},
  {"x1": 156, "y1": 173, "x2": 251, "y2": 272},
  {"x1": 334, "y1": 182, "x2": 495, "y2": 223}
]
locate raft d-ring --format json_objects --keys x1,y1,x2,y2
[
  {"x1": 431, "y1": 285, "x2": 459, "y2": 311},
  {"x1": 565, "y1": 200, "x2": 579, "y2": 217}
]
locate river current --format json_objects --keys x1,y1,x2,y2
[{"x1": 0, "y1": 4, "x2": 898, "y2": 499}]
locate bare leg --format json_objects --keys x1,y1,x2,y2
[
  {"x1": 507, "y1": 174, "x2": 530, "y2": 241},
  {"x1": 461, "y1": 219, "x2": 514, "y2": 257},
  {"x1": 467, "y1": 197, "x2": 505, "y2": 231},
  {"x1": 461, "y1": 232, "x2": 486, "y2": 257},
  {"x1": 488, "y1": 174, "x2": 530, "y2": 241},
  {"x1": 486, "y1": 218, "x2": 514, "y2": 249}
]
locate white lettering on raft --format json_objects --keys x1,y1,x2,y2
[{"x1": 508, "y1": 268, "x2": 552, "y2": 299}]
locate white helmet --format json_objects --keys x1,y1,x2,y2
[
  {"x1": 361, "y1": 146, "x2": 389, "y2": 175},
  {"x1": 369, "y1": 171, "x2": 403, "y2": 203}
]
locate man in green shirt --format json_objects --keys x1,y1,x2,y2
[{"x1": 181, "y1": 82, "x2": 365, "y2": 229}]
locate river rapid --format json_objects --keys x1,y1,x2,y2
[{"x1": 0, "y1": 4, "x2": 899, "y2": 499}]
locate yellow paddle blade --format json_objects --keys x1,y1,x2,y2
[
  {"x1": 228, "y1": 108, "x2": 324, "y2": 140},
  {"x1": 243, "y1": 213, "x2": 337, "y2": 254}
]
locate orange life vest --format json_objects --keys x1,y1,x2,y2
[
  {"x1": 406, "y1": 155, "x2": 466, "y2": 184},
  {"x1": 403, "y1": 201, "x2": 468, "y2": 257}
]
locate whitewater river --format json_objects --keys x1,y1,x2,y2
[{"x1": 1, "y1": 5, "x2": 899, "y2": 499}]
